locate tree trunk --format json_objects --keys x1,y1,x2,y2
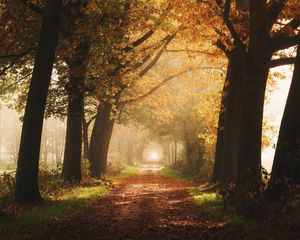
[
  {"x1": 0, "y1": 109, "x2": 2, "y2": 164},
  {"x1": 214, "y1": 3, "x2": 273, "y2": 185},
  {"x1": 42, "y1": 122, "x2": 48, "y2": 164},
  {"x1": 214, "y1": 47, "x2": 246, "y2": 184},
  {"x1": 237, "y1": 4, "x2": 272, "y2": 183},
  {"x1": 82, "y1": 116, "x2": 89, "y2": 159},
  {"x1": 174, "y1": 141, "x2": 177, "y2": 163},
  {"x1": 212, "y1": 73, "x2": 227, "y2": 183},
  {"x1": 89, "y1": 102, "x2": 115, "y2": 177},
  {"x1": 270, "y1": 45, "x2": 300, "y2": 184},
  {"x1": 126, "y1": 143, "x2": 134, "y2": 165},
  {"x1": 15, "y1": 0, "x2": 61, "y2": 204},
  {"x1": 62, "y1": 42, "x2": 89, "y2": 182},
  {"x1": 166, "y1": 143, "x2": 170, "y2": 163}
]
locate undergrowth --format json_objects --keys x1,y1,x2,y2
[
  {"x1": 161, "y1": 167, "x2": 193, "y2": 183},
  {"x1": 188, "y1": 187, "x2": 241, "y2": 223},
  {"x1": 0, "y1": 163, "x2": 138, "y2": 240}
]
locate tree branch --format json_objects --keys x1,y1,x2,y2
[
  {"x1": 217, "y1": 0, "x2": 244, "y2": 48},
  {"x1": 87, "y1": 114, "x2": 97, "y2": 126},
  {"x1": 270, "y1": 57, "x2": 296, "y2": 68},
  {"x1": 0, "y1": 71, "x2": 32, "y2": 94},
  {"x1": 267, "y1": 0, "x2": 284, "y2": 31},
  {"x1": 131, "y1": 34, "x2": 171, "y2": 70},
  {"x1": 165, "y1": 48, "x2": 215, "y2": 56},
  {"x1": 274, "y1": 18, "x2": 300, "y2": 36},
  {"x1": 122, "y1": 30, "x2": 155, "y2": 52},
  {"x1": 0, "y1": 47, "x2": 36, "y2": 59},
  {"x1": 216, "y1": 39, "x2": 230, "y2": 58},
  {"x1": 138, "y1": 34, "x2": 176, "y2": 77},
  {"x1": 120, "y1": 68, "x2": 195, "y2": 105},
  {"x1": 121, "y1": 3, "x2": 171, "y2": 52},
  {"x1": 272, "y1": 34, "x2": 300, "y2": 52}
]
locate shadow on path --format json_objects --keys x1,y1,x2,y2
[{"x1": 37, "y1": 172, "x2": 225, "y2": 240}]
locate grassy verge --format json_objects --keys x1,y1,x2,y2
[
  {"x1": 161, "y1": 167, "x2": 241, "y2": 223},
  {"x1": 187, "y1": 187, "x2": 241, "y2": 223},
  {"x1": 110, "y1": 165, "x2": 139, "y2": 181},
  {"x1": 161, "y1": 167, "x2": 193, "y2": 183},
  {"x1": 0, "y1": 165, "x2": 140, "y2": 240},
  {"x1": 0, "y1": 184, "x2": 110, "y2": 240}
]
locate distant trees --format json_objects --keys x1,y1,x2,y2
[
  {"x1": 87, "y1": 4, "x2": 179, "y2": 177},
  {"x1": 15, "y1": 0, "x2": 62, "y2": 203}
]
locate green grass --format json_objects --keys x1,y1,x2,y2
[
  {"x1": 160, "y1": 168, "x2": 242, "y2": 223},
  {"x1": 188, "y1": 187, "x2": 242, "y2": 223},
  {"x1": 161, "y1": 167, "x2": 193, "y2": 183},
  {"x1": 0, "y1": 183, "x2": 110, "y2": 240},
  {"x1": 110, "y1": 165, "x2": 139, "y2": 180},
  {"x1": 0, "y1": 164, "x2": 141, "y2": 239}
]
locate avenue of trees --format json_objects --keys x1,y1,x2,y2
[{"x1": 0, "y1": 0, "x2": 300, "y2": 205}]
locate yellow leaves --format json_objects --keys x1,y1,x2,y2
[{"x1": 85, "y1": 0, "x2": 101, "y2": 14}]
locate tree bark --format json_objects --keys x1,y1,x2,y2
[
  {"x1": 212, "y1": 67, "x2": 229, "y2": 183},
  {"x1": 237, "y1": 2, "x2": 272, "y2": 183},
  {"x1": 62, "y1": 42, "x2": 89, "y2": 182},
  {"x1": 213, "y1": 47, "x2": 246, "y2": 184},
  {"x1": 89, "y1": 102, "x2": 115, "y2": 177},
  {"x1": 214, "y1": 2, "x2": 273, "y2": 185},
  {"x1": 270, "y1": 45, "x2": 300, "y2": 184},
  {"x1": 82, "y1": 116, "x2": 90, "y2": 159},
  {"x1": 15, "y1": 0, "x2": 62, "y2": 204}
]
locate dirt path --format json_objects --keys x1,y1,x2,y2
[{"x1": 39, "y1": 173, "x2": 225, "y2": 240}]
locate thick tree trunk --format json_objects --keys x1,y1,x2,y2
[
  {"x1": 15, "y1": 0, "x2": 61, "y2": 204},
  {"x1": 89, "y1": 102, "x2": 115, "y2": 177},
  {"x1": 214, "y1": 3, "x2": 272, "y2": 185},
  {"x1": 237, "y1": 4, "x2": 272, "y2": 182},
  {"x1": 270, "y1": 45, "x2": 300, "y2": 184},
  {"x1": 212, "y1": 62, "x2": 231, "y2": 183},
  {"x1": 62, "y1": 42, "x2": 89, "y2": 182},
  {"x1": 216, "y1": 47, "x2": 246, "y2": 184}
]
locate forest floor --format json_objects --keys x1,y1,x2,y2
[{"x1": 11, "y1": 166, "x2": 297, "y2": 240}]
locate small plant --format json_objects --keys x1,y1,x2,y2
[
  {"x1": 219, "y1": 166, "x2": 269, "y2": 218},
  {"x1": 106, "y1": 162, "x2": 122, "y2": 176},
  {"x1": 81, "y1": 158, "x2": 94, "y2": 186},
  {"x1": 0, "y1": 171, "x2": 15, "y2": 206}
]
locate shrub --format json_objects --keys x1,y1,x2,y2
[
  {"x1": 38, "y1": 162, "x2": 66, "y2": 199},
  {"x1": 0, "y1": 172, "x2": 15, "y2": 206},
  {"x1": 106, "y1": 162, "x2": 122, "y2": 176},
  {"x1": 219, "y1": 166, "x2": 269, "y2": 218},
  {"x1": 219, "y1": 166, "x2": 297, "y2": 218}
]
